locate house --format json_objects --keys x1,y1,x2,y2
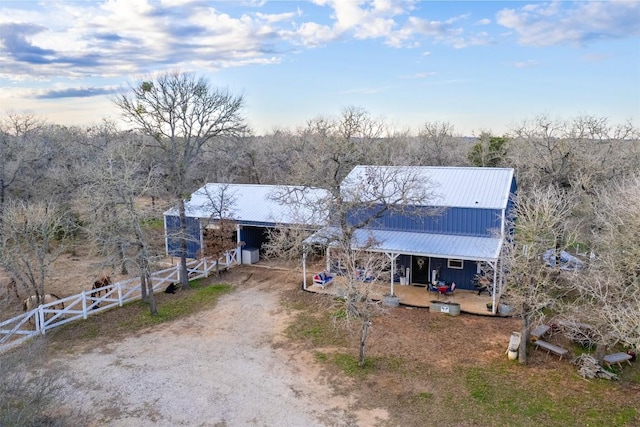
[
  {"x1": 302, "y1": 165, "x2": 516, "y2": 308},
  {"x1": 163, "y1": 183, "x2": 329, "y2": 263},
  {"x1": 164, "y1": 166, "x2": 516, "y2": 309}
]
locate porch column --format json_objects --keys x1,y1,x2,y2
[
  {"x1": 385, "y1": 252, "x2": 400, "y2": 296},
  {"x1": 491, "y1": 260, "x2": 498, "y2": 314},
  {"x1": 236, "y1": 224, "x2": 242, "y2": 264},
  {"x1": 302, "y1": 251, "x2": 307, "y2": 290},
  {"x1": 326, "y1": 246, "x2": 331, "y2": 272}
]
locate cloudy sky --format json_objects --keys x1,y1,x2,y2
[{"x1": 1, "y1": 0, "x2": 639, "y2": 136}]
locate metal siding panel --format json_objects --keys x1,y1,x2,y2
[
  {"x1": 165, "y1": 215, "x2": 181, "y2": 257},
  {"x1": 369, "y1": 207, "x2": 498, "y2": 237},
  {"x1": 186, "y1": 217, "x2": 201, "y2": 259},
  {"x1": 165, "y1": 216, "x2": 201, "y2": 258},
  {"x1": 241, "y1": 226, "x2": 267, "y2": 250}
]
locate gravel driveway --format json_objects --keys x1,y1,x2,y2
[{"x1": 54, "y1": 280, "x2": 362, "y2": 426}]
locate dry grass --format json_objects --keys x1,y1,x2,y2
[
  {"x1": 20, "y1": 265, "x2": 640, "y2": 426},
  {"x1": 279, "y1": 280, "x2": 640, "y2": 427}
]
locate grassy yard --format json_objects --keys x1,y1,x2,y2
[
  {"x1": 38, "y1": 269, "x2": 639, "y2": 426},
  {"x1": 282, "y1": 288, "x2": 639, "y2": 427},
  {"x1": 48, "y1": 279, "x2": 232, "y2": 351}
]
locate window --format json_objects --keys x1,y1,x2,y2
[{"x1": 448, "y1": 259, "x2": 463, "y2": 269}]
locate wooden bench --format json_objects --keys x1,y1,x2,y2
[
  {"x1": 533, "y1": 340, "x2": 569, "y2": 360},
  {"x1": 603, "y1": 352, "x2": 632, "y2": 369},
  {"x1": 530, "y1": 325, "x2": 551, "y2": 342}
]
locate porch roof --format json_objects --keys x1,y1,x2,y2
[{"x1": 305, "y1": 227, "x2": 503, "y2": 262}]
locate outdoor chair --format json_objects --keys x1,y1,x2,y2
[
  {"x1": 312, "y1": 271, "x2": 334, "y2": 288},
  {"x1": 445, "y1": 282, "x2": 456, "y2": 295},
  {"x1": 474, "y1": 276, "x2": 491, "y2": 295}
]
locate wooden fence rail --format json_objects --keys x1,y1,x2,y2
[{"x1": 0, "y1": 252, "x2": 236, "y2": 354}]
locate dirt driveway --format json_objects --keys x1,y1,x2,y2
[{"x1": 51, "y1": 269, "x2": 370, "y2": 426}]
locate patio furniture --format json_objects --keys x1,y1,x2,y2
[
  {"x1": 533, "y1": 340, "x2": 569, "y2": 360},
  {"x1": 530, "y1": 324, "x2": 551, "y2": 342},
  {"x1": 474, "y1": 276, "x2": 491, "y2": 295},
  {"x1": 445, "y1": 282, "x2": 456, "y2": 296},
  {"x1": 312, "y1": 271, "x2": 334, "y2": 288},
  {"x1": 603, "y1": 352, "x2": 633, "y2": 369},
  {"x1": 428, "y1": 282, "x2": 440, "y2": 294}
]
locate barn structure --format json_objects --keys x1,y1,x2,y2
[
  {"x1": 163, "y1": 183, "x2": 330, "y2": 264},
  {"x1": 164, "y1": 166, "x2": 516, "y2": 309},
  {"x1": 301, "y1": 165, "x2": 517, "y2": 309}
]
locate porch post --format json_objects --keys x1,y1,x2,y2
[
  {"x1": 302, "y1": 251, "x2": 307, "y2": 290},
  {"x1": 385, "y1": 252, "x2": 400, "y2": 296},
  {"x1": 491, "y1": 260, "x2": 498, "y2": 314},
  {"x1": 326, "y1": 246, "x2": 331, "y2": 272}
]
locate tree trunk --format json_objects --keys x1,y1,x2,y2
[
  {"x1": 178, "y1": 200, "x2": 190, "y2": 289},
  {"x1": 145, "y1": 270, "x2": 157, "y2": 316},
  {"x1": 119, "y1": 242, "x2": 128, "y2": 275},
  {"x1": 519, "y1": 309, "x2": 531, "y2": 364},
  {"x1": 359, "y1": 319, "x2": 371, "y2": 368},
  {"x1": 140, "y1": 271, "x2": 148, "y2": 302}
]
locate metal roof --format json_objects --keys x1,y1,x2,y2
[
  {"x1": 343, "y1": 166, "x2": 514, "y2": 209},
  {"x1": 306, "y1": 226, "x2": 503, "y2": 261},
  {"x1": 164, "y1": 183, "x2": 330, "y2": 227}
]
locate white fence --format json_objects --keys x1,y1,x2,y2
[{"x1": 0, "y1": 252, "x2": 237, "y2": 354}]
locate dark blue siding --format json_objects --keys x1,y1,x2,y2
[
  {"x1": 348, "y1": 205, "x2": 502, "y2": 237},
  {"x1": 165, "y1": 215, "x2": 201, "y2": 259},
  {"x1": 428, "y1": 257, "x2": 478, "y2": 290},
  {"x1": 240, "y1": 226, "x2": 268, "y2": 251}
]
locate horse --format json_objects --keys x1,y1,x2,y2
[
  {"x1": 23, "y1": 293, "x2": 65, "y2": 324},
  {"x1": 90, "y1": 275, "x2": 112, "y2": 309}
]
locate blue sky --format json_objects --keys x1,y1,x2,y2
[{"x1": 1, "y1": 0, "x2": 639, "y2": 136}]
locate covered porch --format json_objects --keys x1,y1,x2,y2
[
  {"x1": 303, "y1": 274, "x2": 508, "y2": 316},
  {"x1": 302, "y1": 227, "x2": 507, "y2": 315}
]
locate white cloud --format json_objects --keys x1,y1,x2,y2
[
  {"x1": 398, "y1": 72, "x2": 436, "y2": 79},
  {"x1": 497, "y1": 1, "x2": 640, "y2": 46},
  {"x1": 512, "y1": 59, "x2": 539, "y2": 69}
]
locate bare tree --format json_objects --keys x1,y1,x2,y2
[
  {"x1": 197, "y1": 184, "x2": 242, "y2": 276},
  {"x1": 273, "y1": 165, "x2": 439, "y2": 367},
  {"x1": 568, "y1": 174, "x2": 640, "y2": 354},
  {"x1": 1, "y1": 338, "x2": 82, "y2": 425},
  {"x1": 0, "y1": 200, "x2": 75, "y2": 304},
  {"x1": 0, "y1": 113, "x2": 46, "y2": 225},
  {"x1": 417, "y1": 121, "x2": 461, "y2": 166},
  {"x1": 80, "y1": 141, "x2": 162, "y2": 315},
  {"x1": 114, "y1": 71, "x2": 246, "y2": 290},
  {"x1": 500, "y1": 185, "x2": 581, "y2": 364}
]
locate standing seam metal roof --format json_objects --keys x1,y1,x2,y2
[
  {"x1": 305, "y1": 226, "x2": 503, "y2": 261},
  {"x1": 343, "y1": 165, "x2": 514, "y2": 209},
  {"x1": 163, "y1": 183, "x2": 330, "y2": 226}
]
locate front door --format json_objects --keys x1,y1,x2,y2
[{"x1": 411, "y1": 256, "x2": 430, "y2": 285}]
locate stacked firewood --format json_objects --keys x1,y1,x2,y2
[{"x1": 572, "y1": 354, "x2": 618, "y2": 380}]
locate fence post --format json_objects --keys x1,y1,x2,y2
[
  {"x1": 38, "y1": 307, "x2": 46, "y2": 335},
  {"x1": 82, "y1": 290, "x2": 88, "y2": 319},
  {"x1": 204, "y1": 258, "x2": 208, "y2": 278},
  {"x1": 118, "y1": 282, "x2": 123, "y2": 307}
]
